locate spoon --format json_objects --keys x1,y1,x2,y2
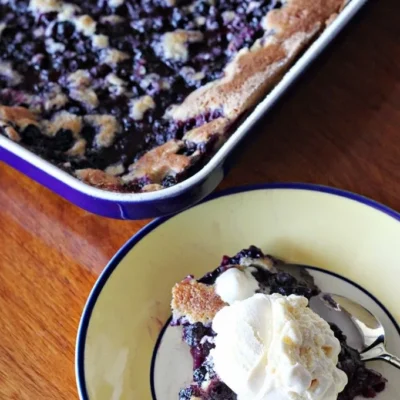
[
  {"x1": 279, "y1": 263, "x2": 400, "y2": 370},
  {"x1": 310, "y1": 293, "x2": 400, "y2": 369}
]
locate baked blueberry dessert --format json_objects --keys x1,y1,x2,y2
[
  {"x1": 0, "y1": 0, "x2": 345, "y2": 192},
  {"x1": 171, "y1": 246, "x2": 387, "y2": 400}
]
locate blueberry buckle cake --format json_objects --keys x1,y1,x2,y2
[
  {"x1": 171, "y1": 246, "x2": 387, "y2": 400},
  {"x1": 0, "y1": 0, "x2": 345, "y2": 193}
]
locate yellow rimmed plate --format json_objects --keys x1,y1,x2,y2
[{"x1": 76, "y1": 183, "x2": 400, "y2": 400}]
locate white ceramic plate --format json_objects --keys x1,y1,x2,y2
[{"x1": 76, "y1": 184, "x2": 400, "y2": 400}]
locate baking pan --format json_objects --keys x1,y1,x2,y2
[{"x1": 0, "y1": 0, "x2": 367, "y2": 220}]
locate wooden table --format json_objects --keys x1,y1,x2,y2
[{"x1": 0, "y1": 1, "x2": 399, "y2": 398}]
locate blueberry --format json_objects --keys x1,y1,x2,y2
[
  {"x1": 161, "y1": 175, "x2": 177, "y2": 188},
  {"x1": 67, "y1": 105, "x2": 84, "y2": 115},
  {"x1": 53, "y1": 129, "x2": 74, "y2": 151},
  {"x1": 38, "y1": 12, "x2": 57, "y2": 25},
  {"x1": 110, "y1": 106, "x2": 122, "y2": 118},
  {"x1": 179, "y1": 386, "x2": 201, "y2": 400},
  {"x1": 76, "y1": 54, "x2": 90, "y2": 67},
  {"x1": 293, "y1": 286, "x2": 315, "y2": 298},
  {"x1": 207, "y1": 381, "x2": 236, "y2": 400},
  {"x1": 90, "y1": 64, "x2": 111, "y2": 78},
  {"x1": 69, "y1": 60, "x2": 79, "y2": 72},
  {"x1": 21, "y1": 124, "x2": 43, "y2": 146},
  {"x1": 80, "y1": 125, "x2": 96, "y2": 143},
  {"x1": 9, "y1": 0, "x2": 28, "y2": 13},
  {"x1": 276, "y1": 272, "x2": 295, "y2": 285},
  {"x1": 194, "y1": 2, "x2": 209, "y2": 14},
  {"x1": 117, "y1": 66, "x2": 131, "y2": 79},
  {"x1": 54, "y1": 22, "x2": 75, "y2": 41},
  {"x1": 122, "y1": 117, "x2": 135, "y2": 132},
  {"x1": 183, "y1": 323, "x2": 209, "y2": 347},
  {"x1": 331, "y1": 322, "x2": 387, "y2": 399},
  {"x1": 171, "y1": 8, "x2": 189, "y2": 28},
  {"x1": 193, "y1": 366, "x2": 207, "y2": 384},
  {"x1": 33, "y1": 55, "x2": 50, "y2": 70},
  {"x1": 116, "y1": 40, "x2": 132, "y2": 52},
  {"x1": 22, "y1": 42, "x2": 36, "y2": 56},
  {"x1": 228, "y1": 246, "x2": 264, "y2": 264}
]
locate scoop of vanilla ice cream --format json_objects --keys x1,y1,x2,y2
[
  {"x1": 211, "y1": 293, "x2": 348, "y2": 400},
  {"x1": 215, "y1": 267, "x2": 259, "y2": 304}
]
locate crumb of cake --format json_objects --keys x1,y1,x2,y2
[
  {"x1": 141, "y1": 183, "x2": 163, "y2": 192},
  {"x1": 75, "y1": 169, "x2": 121, "y2": 190},
  {"x1": 183, "y1": 118, "x2": 231, "y2": 145},
  {"x1": 171, "y1": 279, "x2": 226, "y2": 325},
  {"x1": 66, "y1": 138, "x2": 86, "y2": 157},
  {"x1": 129, "y1": 95, "x2": 156, "y2": 121},
  {"x1": 42, "y1": 111, "x2": 82, "y2": 138},
  {"x1": 85, "y1": 114, "x2": 121, "y2": 148},
  {"x1": 161, "y1": 30, "x2": 204, "y2": 62},
  {"x1": 122, "y1": 140, "x2": 191, "y2": 183}
]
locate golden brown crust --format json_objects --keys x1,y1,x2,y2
[
  {"x1": 167, "y1": 0, "x2": 345, "y2": 121},
  {"x1": 75, "y1": 168, "x2": 121, "y2": 190},
  {"x1": 0, "y1": 106, "x2": 38, "y2": 141},
  {"x1": 42, "y1": 111, "x2": 82, "y2": 138},
  {"x1": 183, "y1": 117, "x2": 231, "y2": 144},
  {"x1": 71, "y1": 116, "x2": 233, "y2": 190},
  {"x1": 0, "y1": 106, "x2": 38, "y2": 125},
  {"x1": 141, "y1": 183, "x2": 163, "y2": 192},
  {"x1": 122, "y1": 140, "x2": 192, "y2": 183},
  {"x1": 74, "y1": 117, "x2": 232, "y2": 190},
  {"x1": 265, "y1": 0, "x2": 345, "y2": 38},
  {"x1": 0, "y1": 122, "x2": 20, "y2": 142},
  {"x1": 171, "y1": 279, "x2": 226, "y2": 325}
]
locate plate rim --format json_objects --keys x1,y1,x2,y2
[{"x1": 75, "y1": 183, "x2": 400, "y2": 400}]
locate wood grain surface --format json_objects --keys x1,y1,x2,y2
[{"x1": 0, "y1": 1, "x2": 399, "y2": 398}]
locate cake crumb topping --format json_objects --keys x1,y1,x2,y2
[
  {"x1": 161, "y1": 30, "x2": 204, "y2": 62},
  {"x1": 85, "y1": 114, "x2": 121, "y2": 148},
  {"x1": 129, "y1": 95, "x2": 156, "y2": 121},
  {"x1": 101, "y1": 49, "x2": 130, "y2": 65},
  {"x1": 108, "y1": 0, "x2": 125, "y2": 7},
  {"x1": 0, "y1": 23, "x2": 7, "y2": 38},
  {"x1": 74, "y1": 15, "x2": 97, "y2": 37},
  {"x1": 123, "y1": 140, "x2": 191, "y2": 183},
  {"x1": 171, "y1": 279, "x2": 226, "y2": 325},
  {"x1": 67, "y1": 70, "x2": 91, "y2": 88},
  {"x1": 42, "y1": 111, "x2": 82, "y2": 137},
  {"x1": 105, "y1": 162, "x2": 125, "y2": 176},
  {"x1": 0, "y1": 62, "x2": 22, "y2": 86},
  {"x1": 92, "y1": 34, "x2": 109, "y2": 49},
  {"x1": 66, "y1": 138, "x2": 86, "y2": 156},
  {"x1": 29, "y1": 0, "x2": 60, "y2": 13},
  {"x1": 70, "y1": 89, "x2": 99, "y2": 109}
]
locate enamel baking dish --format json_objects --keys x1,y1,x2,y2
[{"x1": 0, "y1": 0, "x2": 367, "y2": 219}]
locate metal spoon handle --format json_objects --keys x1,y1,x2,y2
[
  {"x1": 379, "y1": 353, "x2": 400, "y2": 370},
  {"x1": 361, "y1": 343, "x2": 400, "y2": 370}
]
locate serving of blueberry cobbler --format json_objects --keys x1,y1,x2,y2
[
  {"x1": 0, "y1": 0, "x2": 345, "y2": 192},
  {"x1": 170, "y1": 246, "x2": 387, "y2": 400}
]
